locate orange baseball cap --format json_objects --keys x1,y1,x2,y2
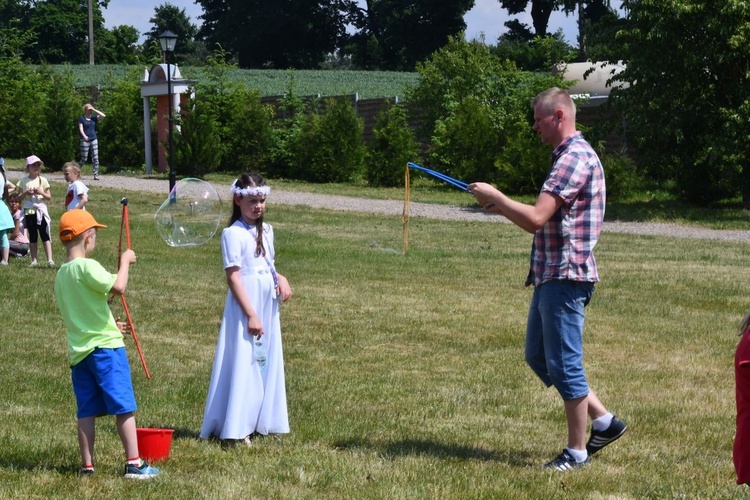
[{"x1": 59, "y1": 209, "x2": 107, "y2": 242}]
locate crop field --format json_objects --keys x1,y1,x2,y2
[{"x1": 54, "y1": 64, "x2": 420, "y2": 100}]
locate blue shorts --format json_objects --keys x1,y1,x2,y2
[
  {"x1": 524, "y1": 280, "x2": 594, "y2": 401},
  {"x1": 71, "y1": 347, "x2": 137, "y2": 418}
]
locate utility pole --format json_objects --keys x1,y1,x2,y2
[{"x1": 88, "y1": 0, "x2": 94, "y2": 65}]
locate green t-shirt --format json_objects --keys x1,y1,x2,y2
[{"x1": 54, "y1": 258, "x2": 125, "y2": 366}]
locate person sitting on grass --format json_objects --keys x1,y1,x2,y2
[
  {"x1": 54, "y1": 209, "x2": 160, "y2": 479},
  {"x1": 0, "y1": 167, "x2": 13, "y2": 266},
  {"x1": 7, "y1": 192, "x2": 29, "y2": 258}
]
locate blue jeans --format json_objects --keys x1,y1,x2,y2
[{"x1": 525, "y1": 280, "x2": 594, "y2": 401}]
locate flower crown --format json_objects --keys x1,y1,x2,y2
[{"x1": 231, "y1": 181, "x2": 270, "y2": 198}]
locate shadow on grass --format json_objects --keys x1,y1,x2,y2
[
  {"x1": 333, "y1": 438, "x2": 535, "y2": 467},
  {"x1": 0, "y1": 449, "x2": 81, "y2": 475},
  {"x1": 171, "y1": 426, "x2": 201, "y2": 440}
]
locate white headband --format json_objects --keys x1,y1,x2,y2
[{"x1": 231, "y1": 182, "x2": 270, "y2": 198}]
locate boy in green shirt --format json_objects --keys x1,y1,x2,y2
[{"x1": 54, "y1": 209, "x2": 160, "y2": 479}]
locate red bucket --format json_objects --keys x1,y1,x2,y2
[{"x1": 136, "y1": 428, "x2": 174, "y2": 462}]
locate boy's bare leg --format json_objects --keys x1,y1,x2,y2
[
  {"x1": 78, "y1": 416, "x2": 96, "y2": 466},
  {"x1": 116, "y1": 412, "x2": 139, "y2": 459}
]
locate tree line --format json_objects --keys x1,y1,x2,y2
[{"x1": 0, "y1": 0, "x2": 622, "y2": 71}]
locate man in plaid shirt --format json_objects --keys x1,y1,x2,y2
[{"x1": 469, "y1": 87, "x2": 626, "y2": 472}]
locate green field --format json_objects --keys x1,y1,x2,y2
[
  {"x1": 56, "y1": 65, "x2": 420, "y2": 99},
  {"x1": 0, "y1": 180, "x2": 748, "y2": 497}
]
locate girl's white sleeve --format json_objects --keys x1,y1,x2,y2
[{"x1": 221, "y1": 226, "x2": 244, "y2": 269}]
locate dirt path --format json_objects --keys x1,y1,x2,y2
[{"x1": 7, "y1": 172, "x2": 750, "y2": 243}]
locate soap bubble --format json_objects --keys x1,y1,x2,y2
[{"x1": 154, "y1": 178, "x2": 225, "y2": 247}]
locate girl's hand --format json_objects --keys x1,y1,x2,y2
[
  {"x1": 247, "y1": 314, "x2": 264, "y2": 338},
  {"x1": 276, "y1": 274, "x2": 292, "y2": 302}
]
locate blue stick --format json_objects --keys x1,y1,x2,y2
[{"x1": 407, "y1": 163, "x2": 469, "y2": 192}]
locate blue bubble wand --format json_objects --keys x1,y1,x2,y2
[{"x1": 406, "y1": 162, "x2": 470, "y2": 192}]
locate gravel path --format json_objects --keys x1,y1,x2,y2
[{"x1": 7, "y1": 172, "x2": 750, "y2": 243}]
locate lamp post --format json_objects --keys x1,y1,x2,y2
[{"x1": 158, "y1": 31, "x2": 178, "y2": 195}]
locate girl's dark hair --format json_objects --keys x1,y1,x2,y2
[
  {"x1": 742, "y1": 311, "x2": 750, "y2": 336},
  {"x1": 229, "y1": 172, "x2": 268, "y2": 257}
]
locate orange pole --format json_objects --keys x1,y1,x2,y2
[{"x1": 119, "y1": 198, "x2": 151, "y2": 379}]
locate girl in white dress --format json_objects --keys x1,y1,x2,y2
[{"x1": 200, "y1": 172, "x2": 293, "y2": 444}]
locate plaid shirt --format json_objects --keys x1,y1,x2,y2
[{"x1": 525, "y1": 132, "x2": 605, "y2": 287}]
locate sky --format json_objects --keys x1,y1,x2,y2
[{"x1": 102, "y1": 0, "x2": 624, "y2": 47}]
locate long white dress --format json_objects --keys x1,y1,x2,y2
[{"x1": 200, "y1": 221, "x2": 289, "y2": 439}]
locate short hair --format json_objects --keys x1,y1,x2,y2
[
  {"x1": 83, "y1": 103, "x2": 93, "y2": 112},
  {"x1": 532, "y1": 87, "x2": 576, "y2": 121},
  {"x1": 63, "y1": 162, "x2": 81, "y2": 177}
]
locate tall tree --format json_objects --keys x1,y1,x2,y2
[
  {"x1": 613, "y1": 0, "x2": 750, "y2": 205},
  {"x1": 98, "y1": 25, "x2": 143, "y2": 64},
  {"x1": 498, "y1": 0, "x2": 612, "y2": 55},
  {"x1": 23, "y1": 0, "x2": 108, "y2": 64},
  {"x1": 197, "y1": 0, "x2": 351, "y2": 69},
  {"x1": 345, "y1": 0, "x2": 474, "y2": 71},
  {"x1": 499, "y1": 0, "x2": 557, "y2": 37},
  {"x1": 144, "y1": 3, "x2": 202, "y2": 65}
]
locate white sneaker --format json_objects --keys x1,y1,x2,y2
[
  {"x1": 0, "y1": 261, "x2": 8, "y2": 266},
  {"x1": 30, "y1": 260, "x2": 38, "y2": 267},
  {"x1": 48, "y1": 260, "x2": 56, "y2": 267}
]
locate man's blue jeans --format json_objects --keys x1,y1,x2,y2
[{"x1": 525, "y1": 280, "x2": 594, "y2": 401}]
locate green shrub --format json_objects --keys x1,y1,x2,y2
[
  {"x1": 98, "y1": 67, "x2": 146, "y2": 170},
  {"x1": 222, "y1": 89, "x2": 274, "y2": 173},
  {"x1": 268, "y1": 87, "x2": 306, "y2": 179},
  {"x1": 407, "y1": 35, "x2": 565, "y2": 195},
  {"x1": 0, "y1": 40, "x2": 46, "y2": 156},
  {"x1": 173, "y1": 97, "x2": 222, "y2": 177},
  {"x1": 291, "y1": 98, "x2": 365, "y2": 183},
  {"x1": 601, "y1": 153, "x2": 641, "y2": 201},
  {"x1": 366, "y1": 103, "x2": 419, "y2": 187},
  {"x1": 35, "y1": 66, "x2": 79, "y2": 170},
  {"x1": 429, "y1": 96, "x2": 502, "y2": 185}
]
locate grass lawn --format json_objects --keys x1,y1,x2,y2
[{"x1": 0, "y1": 180, "x2": 748, "y2": 497}]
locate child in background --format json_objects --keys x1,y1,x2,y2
[
  {"x1": 200, "y1": 172, "x2": 293, "y2": 445},
  {"x1": 63, "y1": 162, "x2": 89, "y2": 211},
  {"x1": 735, "y1": 311, "x2": 750, "y2": 486},
  {"x1": 54, "y1": 209, "x2": 160, "y2": 479},
  {"x1": 0, "y1": 167, "x2": 13, "y2": 266},
  {"x1": 7, "y1": 193, "x2": 29, "y2": 258},
  {"x1": 15, "y1": 155, "x2": 54, "y2": 267}
]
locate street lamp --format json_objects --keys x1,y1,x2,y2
[{"x1": 158, "y1": 30, "x2": 178, "y2": 195}]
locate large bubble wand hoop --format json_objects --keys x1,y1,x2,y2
[{"x1": 118, "y1": 197, "x2": 151, "y2": 379}]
